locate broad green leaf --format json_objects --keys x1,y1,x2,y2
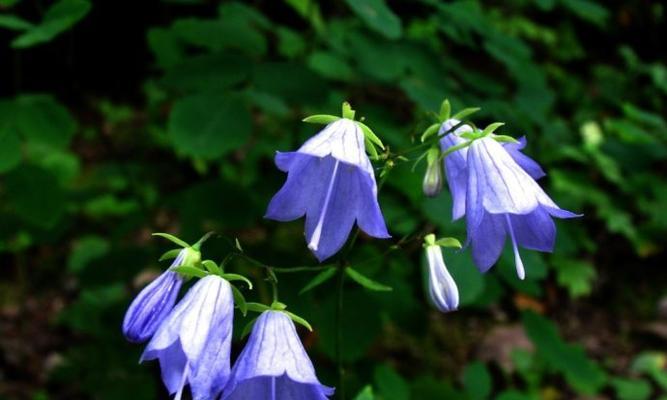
[
  {"x1": 560, "y1": 0, "x2": 609, "y2": 26},
  {"x1": 610, "y1": 377, "x2": 652, "y2": 400},
  {"x1": 462, "y1": 362, "x2": 492, "y2": 399},
  {"x1": 555, "y1": 258, "x2": 596, "y2": 298},
  {"x1": 5, "y1": 165, "x2": 66, "y2": 228},
  {"x1": 14, "y1": 94, "x2": 76, "y2": 149},
  {"x1": 344, "y1": 0, "x2": 402, "y2": 39},
  {"x1": 307, "y1": 51, "x2": 354, "y2": 81},
  {"x1": 161, "y1": 53, "x2": 248, "y2": 92},
  {"x1": 12, "y1": 0, "x2": 91, "y2": 48},
  {"x1": 353, "y1": 385, "x2": 375, "y2": 400},
  {"x1": 346, "y1": 267, "x2": 393, "y2": 292},
  {"x1": 522, "y1": 311, "x2": 607, "y2": 394},
  {"x1": 67, "y1": 236, "x2": 110, "y2": 273},
  {"x1": 374, "y1": 364, "x2": 409, "y2": 400},
  {"x1": 0, "y1": 124, "x2": 22, "y2": 172},
  {"x1": 168, "y1": 93, "x2": 252, "y2": 160},
  {"x1": 299, "y1": 267, "x2": 337, "y2": 295}
]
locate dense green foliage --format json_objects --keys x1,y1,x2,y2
[{"x1": 1, "y1": 0, "x2": 666, "y2": 399}]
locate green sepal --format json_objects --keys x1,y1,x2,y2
[
  {"x1": 481, "y1": 122, "x2": 505, "y2": 136},
  {"x1": 357, "y1": 121, "x2": 385, "y2": 150},
  {"x1": 192, "y1": 232, "x2": 214, "y2": 251},
  {"x1": 246, "y1": 302, "x2": 271, "y2": 313},
  {"x1": 451, "y1": 107, "x2": 481, "y2": 121},
  {"x1": 423, "y1": 233, "x2": 436, "y2": 247},
  {"x1": 364, "y1": 136, "x2": 379, "y2": 160},
  {"x1": 283, "y1": 310, "x2": 313, "y2": 332},
  {"x1": 492, "y1": 134, "x2": 520, "y2": 144},
  {"x1": 435, "y1": 237, "x2": 462, "y2": 249},
  {"x1": 345, "y1": 267, "x2": 393, "y2": 292},
  {"x1": 438, "y1": 99, "x2": 451, "y2": 121},
  {"x1": 302, "y1": 114, "x2": 340, "y2": 125},
  {"x1": 459, "y1": 131, "x2": 477, "y2": 140},
  {"x1": 221, "y1": 273, "x2": 253, "y2": 289},
  {"x1": 231, "y1": 285, "x2": 248, "y2": 316},
  {"x1": 173, "y1": 266, "x2": 207, "y2": 278},
  {"x1": 411, "y1": 150, "x2": 429, "y2": 172},
  {"x1": 270, "y1": 301, "x2": 288, "y2": 310},
  {"x1": 234, "y1": 238, "x2": 244, "y2": 252},
  {"x1": 420, "y1": 123, "x2": 441, "y2": 143},
  {"x1": 152, "y1": 232, "x2": 189, "y2": 248},
  {"x1": 299, "y1": 267, "x2": 337, "y2": 295},
  {"x1": 342, "y1": 102, "x2": 356, "y2": 120},
  {"x1": 441, "y1": 141, "x2": 473, "y2": 158},
  {"x1": 202, "y1": 260, "x2": 222, "y2": 275},
  {"x1": 241, "y1": 317, "x2": 258, "y2": 338},
  {"x1": 426, "y1": 147, "x2": 439, "y2": 164},
  {"x1": 159, "y1": 248, "x2": 182, "y2": 262}
]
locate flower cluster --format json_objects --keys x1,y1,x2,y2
[{"x1": 122, "y1": 237, "x2": 331, "y2": 399}]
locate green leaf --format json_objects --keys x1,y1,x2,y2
[
  {"x1": 353, "y1": 385, "x2": 375, "y2": 400},
  {"x1": 283, "y1": 310, "x2": 313, "y2": 331},
  {"x1": 462, "y1": 362, "x2": 492, "y2": 399},
  {"x1": 12, "y1": 0, "x2": 91, "y2": 48},
  {"x1": 231, "y1": 285, "x2": 248, "y2": 316},
  {"x1": 0, "y1": 124, "x2": 22, "y2": 173},
  {"x1": 5, "y1": 165, "x2": 66, "y2": 228},
  {"x1": 344, "y1": 0, "x2": 402, "y2": 39},
  {"x1": 168, "y1": 93, "x2": 252, "y2": 160},
  {"x1": 346, "y1": 267, "x2": 393, "y2": 292},
  {"x1": 308, "y1": 51, "x2": 354, "y2": 81},
  {"x1": 221, "y1": 273, "x2": 253, "y2": 289},
  {"x1": 555, "y1": 258, "x2": 596, "y2": 298},
  {"x1": 522, "y1": 311, "x2": 607, "y2": 394},
  {"x1": 159, "y1": 249, "x2": 182, "y2": 262},
  {"x1": 14, "y1": 94, "x2": 76, "y2": 149},
  {"x1": 434, "y1": 237, "x2": 462, "y2": 249},
  {"x1": 357, "y1": 121, "x2": 385, "y2": 150},
  {"x1": 374, "y1": 364, "x2": 409, "y2": 400},
  {"x1": 67, "y1": 236, "x2": 110, "y2": 274},
  {"x1": 610, "y1": 377, "x2": 652, "y2": 400},
  {"x1": 299, "y1": 267, "x2": 337, "y2": 295},
  {"x1": 0, "y1": 14, "x2": 34, "y2": 31},
  {"x1": 560, "y1": 0, "x2": 609, "y2": 26},
  {"x1": 152, "y1": 233, "x2": 190, "y2": 248},
  {"x1": 302, "y1": 114, "x2": 340, "y2": 124},
  {"x1": 173, "y1": 266, "x2": 207, "y2": 278}
]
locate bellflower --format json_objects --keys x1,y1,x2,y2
[
  {"x1": 122, "y1": 249, "x2": 187, "y2": 343},
  {"x1": 465, "y1": 137, "x2": 579, "y2": 279},
  {"x1": 424, "y1": 235, "x2": 458, "y2": 312},
  {"x1": 222, "y1": 310, "x2": 334, "y2": 400},
  {"x1": 141, "y1": 275, "x2": 234, "y2": 400},
  {"x1": 265, "y1": 118, "x2": 390, "y2": 261}
]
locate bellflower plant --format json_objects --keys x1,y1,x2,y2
[
  {"x1": 223, "y1": 310, "x2": 334, "y2": 400},
  {"x1": 122, "y1": 247, "x2": 193, "y2": 343},
  {"x1": 464, "y1": 136, "x2": 579, "y2": 279},
  {"x1": 141, "y1": 274, "x2": 234, "y2": 400},
  {"x1": 423, "y1": 234, "x2": 459, "y2": 312},
  {"x1": 265, "y1": 103, "x2": 390, "y2": 261}
]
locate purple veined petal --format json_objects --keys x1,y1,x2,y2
[
  {"x1": 222, "y1": 311, "x2": 334, "y2": 400},
  {"x1": 122, "y1": 269, "x2": 183, "y2": 343},
  {"x1": 440, "y1": 132, "x2": 468, "y2": 221},
  {"x1": 503, "y1": 137, "x2": 546, "y2": 180},
  {"x1": 543, "y1": 206, "x2": 582, "y2": 219},
  {"x1": 509, "y1": 207, "x2": 556, "y2": 252},
  {"x1": 468, "y1": 137, "x2": 546, "y2": 215},
  {"x1": 469, "y1": 211, "x2": 507, "y2": 273},
  {"x1": 425, "y1": 245, "x2": 459, "y2": 312},
  {"x1": 351, "y1": 164, "x2": 390, "y2": 239},
  {"x1": 141, "y1": 275, "x2": 234, "y2": 400}
]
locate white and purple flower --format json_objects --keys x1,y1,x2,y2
[
  {"x1": 424, "y1": 235, "x2": 459, "y2": 312},
  {"x1": 266, "y1": 118, "x2": 390, "y2": 261},
  {"x1": 222, "y1": 310, "x2": 334, "y2": 399}
]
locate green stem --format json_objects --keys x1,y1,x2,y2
[{"x1": 335, "y1": 263, "x2": 346, "y2": 400}]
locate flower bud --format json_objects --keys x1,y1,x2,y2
[{"x1": 422, "y1": 148, "x2": 443, "y2": 197}]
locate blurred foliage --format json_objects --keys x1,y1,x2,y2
[{"x1": 1, "y1": 0, "x2": 667, "y2": 399}]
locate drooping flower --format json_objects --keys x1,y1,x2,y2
[
  {"x1": 422, "y1": 147, "x2": 444, "y2": 197},
  {"x1": 141, "y1": 275, "x2": 234, "y2": 400},
  {"x1": 265, "y1": 118, "x2": 390, "y2": 261},
  {"x1": 424, "y1": 234, "x2": 458, "y2": 312},
  {"x1": 464, "y1": 137, "x2": 579, "y2": 279},
  {"x1": 439, "y1": 120, "x2": 545, "y2": 221},
  {"x1": 122, "y1": 249, "x2": 188, "y2": 343},
  {"x1": 222, "y1": 310, "x2": 334, "y2": 400}
]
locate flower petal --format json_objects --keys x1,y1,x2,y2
[
  {"x1": 503, "y1": 136, "x2": 546, "y2": 179},
  {"x1": 469, "y1": 211, "x2": 507, "y2": 272},
  {"x1": 426, "y1": 245, "x2": 459, "y2": 312},
  {"x1": 509, "y1": 207, "x2": 556, "y2": 252}
]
